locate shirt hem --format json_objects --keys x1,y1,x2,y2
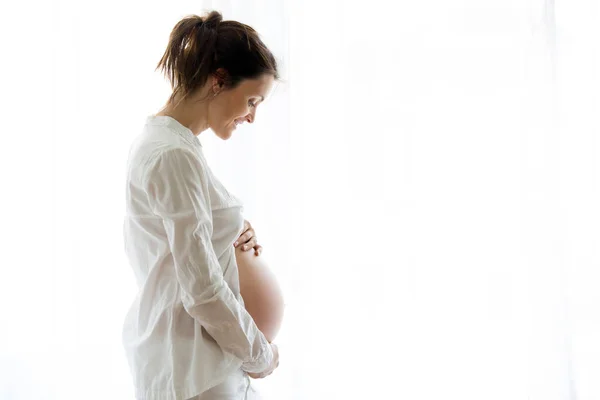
[{"x1": 134, "y1": 359, "x2": 242, "y2": 400}]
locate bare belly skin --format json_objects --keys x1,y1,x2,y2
[{"x1": 235, "y1": 248, "x2": 285, "y2": 343}]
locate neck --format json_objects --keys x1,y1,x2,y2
[{"x1": 157, "y1": 90, "x2": 210, "y2": 136}]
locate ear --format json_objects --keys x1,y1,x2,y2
[
  {"x1": 212, "y1": 68, "x2": 229, "y2": 94},
  {"x1": 211, "y1": 76, "x2": 222, "y2": 96}
]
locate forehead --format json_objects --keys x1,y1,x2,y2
[{"x1": 235, "y1": 74, "x2": 274, "y2": 96}]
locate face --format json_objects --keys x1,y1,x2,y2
[{"x1": 208, "y1": 73, "x2": 275, "y2": 140}]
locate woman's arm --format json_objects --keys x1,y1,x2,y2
[{"x1": 145, "y1": 147, "x2": 274, "y2": 374}]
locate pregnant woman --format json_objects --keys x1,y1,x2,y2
[{"x1": 122, "y1": 11, "x2": 284, "y2": 400}]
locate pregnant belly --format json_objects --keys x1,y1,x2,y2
[{"x1": 235, "y1": 248, "x2": 284, "y2": 343}]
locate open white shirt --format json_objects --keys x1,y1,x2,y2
[{"x1": 122, "y1": 115, "x2": 273, "y2": 400}]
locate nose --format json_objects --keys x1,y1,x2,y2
[{"x1": 246, "y1": 109, "x2": 256, "y2": 124}]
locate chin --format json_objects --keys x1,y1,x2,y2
[{"x1": 214, "y1": 128, "x2": 233, "y2": 141}]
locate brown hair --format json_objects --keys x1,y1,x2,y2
[{"x1": 156, "y1": 11, "x2": 279, "y2": 108}]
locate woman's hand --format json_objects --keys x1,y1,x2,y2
[
  {"x1": 234, "y1": 219, "x2": 263, "y2": 256},
  {"x1": 247, "y1": 343, "x2": 279, "y2": 379}
]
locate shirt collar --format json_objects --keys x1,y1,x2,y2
[{"x1": 146, "y1": 115, "x2": 202, "y2": 148}]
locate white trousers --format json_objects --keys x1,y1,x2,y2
[{"x1": 187, "y1": 369, "x2": 262, "y2": 400}]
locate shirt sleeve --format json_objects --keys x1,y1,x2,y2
[{"x1": 144, "y1": 147, "x2": 273, "y2": 374}]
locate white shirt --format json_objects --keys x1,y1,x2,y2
[{"x1": 122, "y1": 115, "x2": 273, "y2": 400}]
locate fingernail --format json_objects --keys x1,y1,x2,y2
[{"x1": 243, "y1": 246, "x2": 248, "y2": 250}]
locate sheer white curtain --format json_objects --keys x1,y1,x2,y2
[
  {"x1": 1, "y1": 0, "x2": 598, "y2": 399},
  {"x1": 554, "y1": 1, "x2": 600, "y2": 399}
]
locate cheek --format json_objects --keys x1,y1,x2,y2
[
  {"x1": 233, "y1": 105, "x2": 247, "y2": 120},
  {"x1": 210, "y1": 99, "x2": 234, "y2": 126},
  {"x1": 211, "y1": 96, "x2": 250, "y2": 127},
  {"x1": 230, "y1": 98, "x2": 250, "y2": 118}
]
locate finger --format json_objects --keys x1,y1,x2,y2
[
  {"x1": 242, "y1": 237, "x2": 258, "y2": 251},
  {"x1": 248, "y1": 372, "x2": 265, "y2": 379},
  {"x1": 234, "y1": 231, "x2": 253, "y2": 248},
  {"x1": 254, "y1": 245, "x2": 263, "y2": 256}
]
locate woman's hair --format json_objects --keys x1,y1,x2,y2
[{"x1": 156, "y1": 11, "x2": 278, "y2": 107}]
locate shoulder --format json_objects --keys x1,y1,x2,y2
[{"x1": 143, "y1": 146, "x2": 208, "y2": 186}]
